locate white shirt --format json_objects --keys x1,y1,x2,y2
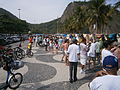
[
  {"x1": 87, "y1": 43, "x2": 96, "y2": 57},
  {"x1": 80, "y1": 43, "x2": 88, "y2": 56},
  {"x1": 95, "y1": 41, "x2": 101, "y2": 53},
  {"x1": 90, "y1": 75, "x2": 120, "y2": 90},
  {"x1": 35, "y1": 36, "x2": 38, "y2": 42},
  {"x1": 67, "y1": 44, "x2": 80, "y2": 62},
  {"x1": 101, "y1": 49, "x2": 114, "y2": 63}
]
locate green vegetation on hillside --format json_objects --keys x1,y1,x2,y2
[
  {"x1": 29, "y1": 0, "x2": 120, "y2": 34},
  {"x1": 60, "y1": 0, "x2": 120, "y2": 34},
  {"x1": 0, "y1": 14, "x2": 29, "y2": 34},
  {"x1": 0, "y1": 1, "x2": 119, "y2": 34},
  {"x1": 29, "y1": 18, "x2": 60, "y2": 34}
]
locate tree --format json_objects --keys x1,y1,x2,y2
[{"x1": 87, "y1": 0, "x2": 120, "y2": 34}]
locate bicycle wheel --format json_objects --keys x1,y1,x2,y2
[
  {"x1": 27, "y1": 51, "x2": 33, "y2": 58},
  {"x1": 8, "y1": 73, "x2": 23, "y2": 89},
  {"x1": 16, "y1": 47, "x2": 25, "y2": 59},
  {"x1": 16, "y1": 52, "x2": 23, "y2": 59},
  {"x1": 20, "y1": 49, "x2": 25, "y2": 58}
]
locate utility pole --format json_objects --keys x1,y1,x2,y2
[
  {"x1": 57, "y1": 17, "x2": 59, "y2": 34},
  {"x1": 18, "y1": 9, "x2": 21, "y2": 19}
]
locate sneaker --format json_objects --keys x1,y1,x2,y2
[{"x1": 80, "y1": 69, "x2": 85, "y2": 74}]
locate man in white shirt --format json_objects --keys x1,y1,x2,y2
[
  {"x1": 90, "y1": 55, "x2": 120, "y2": 90},
  {"x1": 67, "y1": 39, "x2": 80, "y2": 83},
  {"x1": 87, "y1": 40, "x2": 97, "y2": 68}
]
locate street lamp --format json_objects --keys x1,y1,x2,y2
[
  {"x1": 18, "y1": 9, "x2": 21, "y2": 19},
  {"x1": 56, "y1": 17, "x2": 59, "y2": 34}
]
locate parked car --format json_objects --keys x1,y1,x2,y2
[
  {"x1": 5, "y1": 37, "x2": 14, "y2": 44},
  {"x1": 11, "y1": 36, "x2": 20, "y2": 42}
]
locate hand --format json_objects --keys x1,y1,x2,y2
[{"x1": 95, "y1": 70, "x2": 108, "y2": 77}]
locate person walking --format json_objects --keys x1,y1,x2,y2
[
  {"x1": 43, "y1": 37, "x2": 49, "y2": 51},
  {"x1": 58, "y1": 36, "x2": 63, "y2": 51},
  {"x1": 87, "y1": 39, "x2": 97, "y2": 68},
  {"x1": 35, "y1": 36, "x2": 38, "y2": 47},
  {"x1": 79, "y1": 38, "x2": 88, "y2": 74},
  {"x1": 61, "y1": 39, "x2": 69, "y2": 65},
  {"x1": 95, "y1": 39, "x2": 101, "y2": 65},
  {"x1": 67, "y1": 39, "x2": 80, "y2": 83}
]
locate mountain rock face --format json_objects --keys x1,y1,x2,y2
[
  {"x1": 0, "y1": 8, "x2": 18, "y2": 19},
  {"x1": 60, "y1": 1, "x2": 90, "y2": 23},
  {"x1": 30, "y1": 1, "x2": 120, "y2": 34},
  {"x1": 0, "y1": 1, "x2": 120, "y2": 34},
  {"x1": 60, "y1": 2, "x2": 80, "y2": 23}
]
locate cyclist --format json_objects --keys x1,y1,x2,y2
[
  {"x1": 29, "y1": 36, "x2": 33, "y2": 43},
  {"x1": 26, "y1": 42, "x2": 33, "y2": 55}
]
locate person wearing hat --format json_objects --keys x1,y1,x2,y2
[
  {"x1": 67, "y1": 39, "x2": 80, "y2": 83},
  {"x1": 90, "y1": 55, "x2": 120, "y2": 90}
]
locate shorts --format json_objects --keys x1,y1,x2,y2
[
  {"x1": 56, "y1": 47, "x2": 58, "y2": 49},
  {"x1": 80, "y1": 55, "x2": 87, "y2": 65},
  {"x1": 64, "y1": 50, "x2": 68, "y2": 55},
  {"x1": 49, "y1": 46, "x2": 53, "y2": 50}
]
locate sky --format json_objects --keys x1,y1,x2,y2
[{"x1": 0, "y1": 0, "x2": 119, "y2": 24}]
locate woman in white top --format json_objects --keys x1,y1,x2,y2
[{"x1": 79, "y1": 38, "x2": 88, "y2": 73}]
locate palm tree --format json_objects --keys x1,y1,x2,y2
[
  {"x1": 70, "y1": 4, "x2": 89, "y2": 33},
  {"x1": 114, "y1": 1, "x2": 120, "y2": 9},
  {"x1": 62, "y1": 0, "x2": 120, "y2": 34},
  {"x1": 87, "y1": 0, "x2": 113, "y2": 34},
  {"x1": 87, "y1": 0, "x2": 120, "y2": 34}
]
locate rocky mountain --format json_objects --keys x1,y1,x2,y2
[
  {"x1": 60, "y1": 1, "x2": 88, "y2": 23},
  {"x1": 30, "y1": 1, "x2": 88, "y2": 34},
  {"x1": 31, "y1": 1, "x2": 120, "y2": 34},
  {"x1": 0, "y1": 1, "x2": 120, "y2": 34}
]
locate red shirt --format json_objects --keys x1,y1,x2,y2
[{"x1": 29, "y1": 38, "x2": 33, "y2": 43}]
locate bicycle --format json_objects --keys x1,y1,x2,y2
[
  {"x1": 1, "y1": 45, "x2": 25, "y2": 60},
  {"x1": 26, "y1": 42, "x2": 34, "y2": 58},
  {"x1": 13, "y1": 47, "x2": 25, "y2": 60},
  {"x1": 26, "y1": 48, "x2": 33, "y2": 58},
  {"x1": 0, "y1": 53, "x2": 23, "y2": 89}
]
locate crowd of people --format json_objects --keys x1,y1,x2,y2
[
  {"x1": 31, "y1": 33, "x2": 120, "y2": 85},
  {"x1": 11, "y1": 33, "x2": 120, "y2": 89}
]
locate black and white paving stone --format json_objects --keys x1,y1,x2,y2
[{"x1": 0, "y1": 42, "x2": 99, "y2": 90}]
